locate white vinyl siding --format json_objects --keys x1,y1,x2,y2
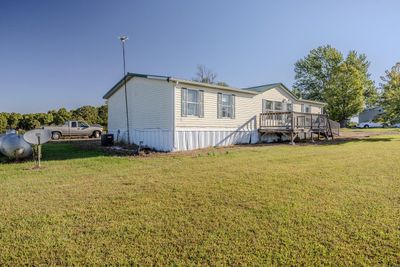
[
  {"x1": 107, "y1": 77, "x2": 174, "y2": 150},
  {"x1": 175, "y1": 85, "x2": 256, "y2": 129},
  {"x1": 126, "y1": 78, "x2": 173, "y2": 129},
  {"x1": 175, "y1": 84, "x2": 324, "y2": 129},
  {"x1": 107, "y1": 85, "x2": 128, "y2": 135}
]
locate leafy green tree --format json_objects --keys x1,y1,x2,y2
[
  {"x1": 97, "y1": 105, "x2": 108, "y2": 126},
  {"x1": 345, "y1": 51, "x2": 378, "y2": 107},
  {"x1": 0, "y1": 105, "x2": 108, "y2": 130},
  {"x1": 293, "y1": 45, "x2": 343, "y2": 101},
  {"x1": 324, "y1": 62, "x2": 365, "y2": 126},
  {"x1": 49, "y1": 108, "x2": 72, "y2": 125},
  {"x1": 18, "y1": 114, "x2": 41, "y2": 130},
  {"x1": 293, "y1": 45, "x2": 377, "y2": 124},
  {"x1": 7, "y1": 112, "x2": 22, "y2": 129},
  {"x1": 380, "y1": 62, "x2": 400, "y2": 123},
  {"x1": 35, "y1": 113, "x2": 54, "y2": 126},
  {"x1": 71, "y1": 105, "x2": 99, "y2": 124},
  {"x1": 0, "y1": 113, "x2": 8, "y2": 132}
]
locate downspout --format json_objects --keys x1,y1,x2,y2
[{"x1": 123, "y1": 75, "x2": 130, "y2": 144}]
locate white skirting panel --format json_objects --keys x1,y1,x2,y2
[
  {"x1": 174, "y1": 128, "x2": 259, "y2": 151},
  {"x1": 108, "y1": 128, "x2": 310, "y2": 152},
  {"x1": 108, "y1": 128, "x2": 173, "y2": 152},
  {"x1": 131, "y1": 128, "x2": 173, "y2": 152}
]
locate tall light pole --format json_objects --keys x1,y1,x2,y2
[{"x1": 119, "y1": 35, "x2": 130, "y2": 144}]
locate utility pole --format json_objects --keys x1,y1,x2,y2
[{"x1": 119, "y1": 35, "x2": 130, "y2": 144}]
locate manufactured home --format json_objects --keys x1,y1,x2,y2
[{"x1": 103, "y1": 73, "x2": 338, "y2": 151}]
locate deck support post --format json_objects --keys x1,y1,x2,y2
[
  {"x1": 310, "y1": 132, "x2": 315, "y2": 143},
  {"x1": 290, "y1": 132, "x2": 295, "y2": 145}
]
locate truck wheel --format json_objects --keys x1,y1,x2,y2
[
  {"x1": 363, "y1": 125, "x2": 369, "y2": 128},
  {"x1": 92, "y1": 131, "x2": 101, "y2": 138},
  {"x1": 52, "y1": 132, "x2": 61, "y2": 140}
]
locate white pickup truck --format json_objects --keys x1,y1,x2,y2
[
  {"x1": 43, "y1": 121, "x2": 103, "y2": 140},
  {"x1": 356, "y1": 121, "x2": 385, "y2": 128}
]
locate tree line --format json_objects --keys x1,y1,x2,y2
[
  {"x1": 292, "y1": 45, "x2": 400, "y2": 126},
  {"x1": 0, "y1": 105, "x2": 107, "y2": 132}
]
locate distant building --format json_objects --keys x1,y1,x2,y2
[{"x1": 358, "y1": 107, "x2": 384, "y2": 122}]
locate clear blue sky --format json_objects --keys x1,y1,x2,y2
[{"x1": 1, "y1": 0, "x2": 399, "y2": 113}]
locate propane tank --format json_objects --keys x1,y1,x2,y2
[
  {"x1": 0, "y1": 134, "x2": 32, "y2": 160},
  {"x1": 0, "y1": 134, "x2": 5, "y2": 149}
]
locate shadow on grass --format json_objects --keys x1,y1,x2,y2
[
  {"x1": 0, "y1": 143, "x2": 108, "y2": 164},
  {"x1": 306, "y1": 136, "x2": 398, "y2": 146},
  {"x1": 41, "y1": 143, "x2": 106, "y2": 161},
  {"x1": 236, "y1": 136, "x2": 398, "y2": 149}
]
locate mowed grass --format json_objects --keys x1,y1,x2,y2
[
  {"x1": 0, "y1": 136, "x2": 399, "y2": 265},
  {"x1": 342, "y1": 127, "x2": 400, "y2": 133}
]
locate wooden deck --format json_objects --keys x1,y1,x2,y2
[{"x1": 259, "y1": 111, "x2": 340, "y2": 144}]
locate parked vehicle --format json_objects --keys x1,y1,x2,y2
[
  {"x1": 392, "y1": 123, "x2": 400, "y2": 128},
  {"x1": 356, "y1": 121, "x2": 385, "y2": 128},
  {"x1": 43, "y1": 121, "x2": 103, "y2": 140}
]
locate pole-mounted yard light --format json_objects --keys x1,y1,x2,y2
[{"x1": 119, "y1": 35, "x2": 130, "y2": 144}]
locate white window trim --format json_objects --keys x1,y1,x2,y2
[{"x1": 181, "y1": 88, "x2": 204, "y2": 118}]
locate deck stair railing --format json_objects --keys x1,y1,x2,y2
[{"x1": 328, "y1": 119, "x2": 340, "y2": 136}]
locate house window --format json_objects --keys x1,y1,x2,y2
[
  {"x1": 274, "y1": 102, "x2": 283, "y2": 111},
  {"x1": 181, "y1": 88, "x2": 204, "y2": 117},
  {"x1": 218, "y1": 93, "x2": 235, "y2": 119},
  {"x1": 263, "y1": 100, "x2": 273, "y2": 112},
  {"x1": 187, "y1": 89, "x2": 199, "y2": 116},
  {"x1": 262, "y1": 100, "x2": 292, "y2": 113},
  {"x1": 302, "y1": 104, "x2": 311, "y2": 113}
]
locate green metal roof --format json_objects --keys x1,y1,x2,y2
[
  {"x1": 242, "y1": 83, "x2": 326, "y2": 105},
  {"x1": 243, "y1": 83, "x2": 284, "y2": 92},
  {"x1": 243, "y1": 82, "x2": 299, "y2": 100}
]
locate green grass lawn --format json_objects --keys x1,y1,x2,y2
[{"x1": 0, "y1": 136, "x2": 399, "y2": 265}]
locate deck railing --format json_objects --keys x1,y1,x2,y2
[
  {"x1": 259, "y1": 111, "x2": 331, "y2": 132},
  {"x1": 328, "y1": 119, "x2": 340, "y2": 136}
]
